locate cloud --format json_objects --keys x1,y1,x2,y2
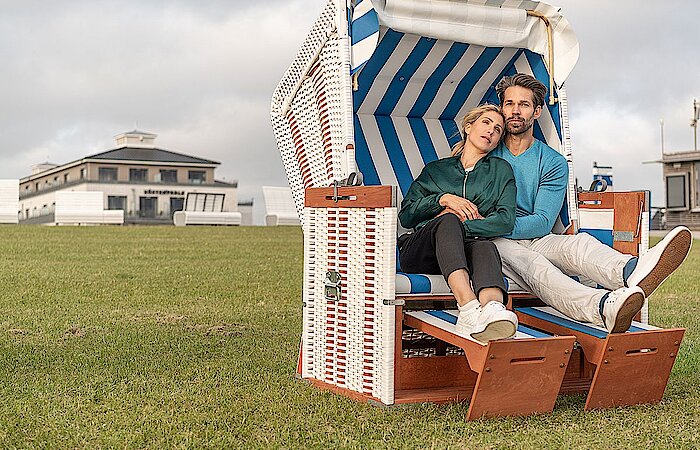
[
  {"x1": 0, "y1": 0, "x2": 320, "y2": 222},
  {"x1": 0, "y1": 0, "x2": 697, "y2": 223}
]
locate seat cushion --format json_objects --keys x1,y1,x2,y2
[
  {"x1": 396, "y1": 273, "x2": 521, "y2": 295},
  {"x1": 396, "y1": 272, "x2": 449, "y2": 295}
]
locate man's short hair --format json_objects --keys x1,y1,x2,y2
[{"x1": 496, "y1": 74, "x2": 547, "y2": 108}]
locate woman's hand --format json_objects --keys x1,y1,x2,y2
[{"x1": 438, "y1": 194, "x2": 484, "y2": 221}]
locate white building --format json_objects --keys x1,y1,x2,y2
[{"x1": 19, "y1": 130, "x2": 238, "y2": 224}]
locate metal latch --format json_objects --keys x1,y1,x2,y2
[
  {"x1": 326, "y1": 171, "x2": 364, "y2": 202},
  {"x1": 324, "y1": 270, "x2": 342, "y2": 302}
]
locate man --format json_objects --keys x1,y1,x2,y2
[{"x1": 489, "y1": 73, "x2": 692, "y2": 333}]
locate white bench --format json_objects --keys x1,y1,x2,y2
[
  {"x1": 173, "y1": 211, "x2": 241, "y2": 226},
  {"x1": 0, "y1": 179, "x2": 19, "y2": 224},
  {"x1": 262, "y1": 186, "x2": 300, "y2": 226},
  {"x1": 55, "y1": 192, "x2": 123, "y2": 225}
]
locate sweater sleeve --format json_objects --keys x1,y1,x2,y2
[
  {"x1": 462, "y1": 169, "x2": 516, "y2": 238},
  {"x1": 506, "y1": 155, "x2": 568, "y2": 239},
  {"x1": 398, "y1": 168, "x2": 444, "y2": 229}
]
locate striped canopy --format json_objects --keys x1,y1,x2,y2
[
  {"x1": 353, "y1": 28, "x2": 563, "y2": 196},
  {"x1": 349, "y1": 0, "x2": 579, "y2": 229}
]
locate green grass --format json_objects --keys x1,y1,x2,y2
[{"x1": 0, "y1": 226, "x2": 698, "y2": 449}]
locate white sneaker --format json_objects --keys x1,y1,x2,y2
[
  {"x1": 455, "y1": 299, "x2": 481, "y2": 336},
  {"x1": 601, "y1": 286, "x2": 645, "y2": 333},
  {"x1": 627, "y1": 226, "x2": 692, "y2": 297},
  {"x1": 469, "y1": 301, "x2": 518, "y2": 343}
]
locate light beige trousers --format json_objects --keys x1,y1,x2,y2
[{"x1": 494, "y1": 233, "x2": 634, "y2": 325}]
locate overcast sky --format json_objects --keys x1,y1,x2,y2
[{"x1": 1, "y1": 0, "x2": 698, "y2": 223}]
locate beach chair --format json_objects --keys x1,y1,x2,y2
[
  {"x1": 271, "y1": 0, "x2": 685, "y2": 418},
  {"x1": 262, "y1": 186, "x2": 302, "y2": 226},
  {"x1": 0, "y1": 180, "x2": 19, "y2": 224}
]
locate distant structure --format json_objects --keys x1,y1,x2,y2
[
  {"x1": 262, "y1": 186, "x2": 300, "y2": 226},
  {"x1": 19, "y1": 130, "x2": 239, "y2": 225},
  {"x1": 650, "y1": 100, "x2": 700, "y2": 229},
  {"x1": 592, "y1": 162, "x2": 613, "y2": 191},
  {"x1": 237, "y1": 199, "x2": 254, "y2": 226},
  {"x1": 653, "y1": 151, "x2": 700, "y2": 228}
]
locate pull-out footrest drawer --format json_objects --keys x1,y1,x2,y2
[
  {"x1": 515, "y1": 306, "x2": 685, "y2": 410},
  {"x1": 404, "y1": 310, "x2": 575, "y2": 420}
]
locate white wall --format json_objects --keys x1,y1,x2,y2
[{"x1": 0, "y1": 179, "x2": 19, "y2": 224}]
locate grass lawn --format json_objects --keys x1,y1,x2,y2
[{"x1": 0, "y1": 225, "x2": 698, "y2": 449}]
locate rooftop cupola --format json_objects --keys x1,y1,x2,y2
[{"x1": 114, "y1": 130, "x2": 157, "y2": 148}]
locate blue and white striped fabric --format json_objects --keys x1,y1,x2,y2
[
  {"x1": 578, "y1": 208, "x2": 615, "y2": 247},
  {"x1": 352, "y1": 27, "x2": 563, "y2": 201},
  {"x1": 396, "y1": 272, "x2": 449, "y2": 294},
  {"x1": 516, "y1": 306, "x2": 660, "y2": 338},
  {"x1": 396, "y1": 272, "x2": 512, "y2": 295},
  {"x1": 350, "y1": 0, "x2": 380, "y2": 75},
  {"x1": 406, "y1": 309, "x2": 553, "y2": 346}
]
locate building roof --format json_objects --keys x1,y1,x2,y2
[
  {"x1": 649, "y1": 151, "x2": 700, "y2": 164},
  {"x1": 85, "y1": 146, "x2": 219, "y2": 165}
]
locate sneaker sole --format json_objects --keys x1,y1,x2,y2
[
  {"x1": 610, "y1": 291, "x2": 645, "y2": 333},
  {"x1": 637, "y1": 228, "x2": 692, "y2": 297},
  {"x1": 470, "y1": 320, "x2": 517, "y2": 343}
]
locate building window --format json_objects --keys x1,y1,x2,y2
[
  {"x1": 139, "y1": 197, "x2": 158, "y2": 218},
  {"x1": 666, "y1": 174, "x2": 688, "y2": 210},
  {"x1": 99, "y1": 167, "x2": 118, "y2": 182},
  {"x1": 129, "y1": 168, "x2": 148, "y2": 182},
  {"x1": 80, "y1": 168, "x2": 86, "y2": 180},
  {"x1": 170, "y1": 197, "x2": 185, "y2": 218},
  {"x1": 159, "y1": 169, "x2": 178, "y2": 183},
  {"x1": 188, "y1": 170, "x2": 206, "y2": 184},
  {"x1": 35, "y1": 182, "x2": 39, "y2": 191},
  {"x1": 108, "y1": 196, "x2": 127, "y2": 210},
  {"x1": 64, "y1": 173, "x2": 69, "y2": 183}
]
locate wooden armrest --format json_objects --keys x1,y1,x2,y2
[{"x1": 305, "y1": 186, "x2": 396, "y2": 208}]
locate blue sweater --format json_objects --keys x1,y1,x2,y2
[{"x1": 491, "y1": 140, "x2": 568, "y2": 239}]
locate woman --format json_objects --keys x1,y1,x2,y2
[{"x1": 398, "y1": 104, "x2": 517, "y2": 342}]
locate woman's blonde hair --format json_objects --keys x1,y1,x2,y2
[{"x1": 450, "y1": 104, "x2": 504, "y2": 156}]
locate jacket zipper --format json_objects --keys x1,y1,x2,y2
[{"x1": 462, "y1": 171, "x2": 468, "y2": 198}]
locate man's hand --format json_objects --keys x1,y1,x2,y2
[{"x1": 438, "y1": 194, "x2": 484, "y2": 221}]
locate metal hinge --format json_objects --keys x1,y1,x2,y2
[{"x1": 383, "y1": 299, "x2": 405, "y2": 306}]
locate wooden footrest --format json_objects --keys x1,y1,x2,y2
[
  {"x1": 404, "y1": 310, "x2": 575, "y2": 420},
  {"x1": 515, "y1": 306, "x2": 685, "y2": 410}
]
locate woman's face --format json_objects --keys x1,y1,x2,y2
[{"x1": 464, "y1": 111, "x2": 504, "y2": 152}]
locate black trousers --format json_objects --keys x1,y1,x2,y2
[{"x1": 398, "y1": 214, "x2": 507, "y2": 301}]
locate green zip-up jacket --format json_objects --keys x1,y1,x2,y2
[{"x1": 398, "y1": 155, "x2": 516, "y2": 237}]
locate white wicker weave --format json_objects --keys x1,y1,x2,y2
[
  {"x1": 302, "y1": 204, "x2": 396, "y2": 404},
  {"x1": 271, "y1": 0, "x2": 355, "y2": 223}
]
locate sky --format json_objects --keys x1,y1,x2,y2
[{"x1": 0, "y1": 0, "x2": 698, "y2": 223}]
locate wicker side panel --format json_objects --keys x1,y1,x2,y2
[
  {"x1": 302, "y1": 206, "x2": 397, "y2": 405},
  {"x1": 271, "y1": 1, "x2": 354, "y2": 224},
  {"x1": 271, "y1": 0, "x2": 337, "y2": 115},
  {"x1": 301, "y1": 208, "x2": 318, "y2": 379}
]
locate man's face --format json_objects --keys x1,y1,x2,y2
[{"x1": 501, "y1": 86, "x2": 542, "y2": 136}]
